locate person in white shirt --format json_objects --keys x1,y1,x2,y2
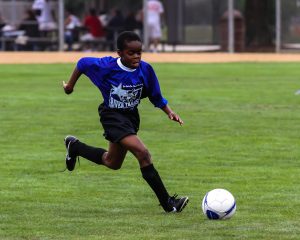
[
  {"x1": 32, "y1": 0, "x2": 56, "y2": 33},
  {"x1": 64, "y1": 9, "x2": 81, "y2": 51},
  {"x1": 146, "y1": 0, "x2": 164, "y2": 52}
]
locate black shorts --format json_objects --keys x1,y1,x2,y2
[{"x1": 98, "y1": 103, "x2": 140, "y2": 143}]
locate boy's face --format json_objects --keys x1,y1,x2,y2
[{"x1": 118, "y1": 40, "x2": 142, "y2": 69}]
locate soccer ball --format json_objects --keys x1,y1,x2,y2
[{"x1": 202, "y1": 188, "x2": 236, "y2": 220}]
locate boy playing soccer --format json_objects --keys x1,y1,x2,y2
[{"x1": 62, "y1": 31, "x2": 189, "y2": 213}]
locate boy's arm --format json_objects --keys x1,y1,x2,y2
[
  {"x1": 161, "y1": 105, "x2": 184, "y2": 126},
  {"x1": 62, "y1": 67, "x2": 82, "y2": 94}
]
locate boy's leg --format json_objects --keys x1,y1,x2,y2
[
  {"x1": 65, "y1": 135, "x2": 188, "y2": 211},
  {"x1": 101, "y1": 142, "x2": 127, "y2": 170},
  {"x1": 119, "y1": 135, "x2": 174, "y2": 212},
  {"x1": 65, "y1": 136, "x2": 127, "y2": 170}
]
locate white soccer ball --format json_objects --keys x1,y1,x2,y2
[{"x1": 202, "y1": 188, "x2": 236, "y2": 220}]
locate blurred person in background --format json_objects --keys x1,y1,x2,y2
[
  {"x1": 124, "y1": 11, "x2": 139, "y2": 32},
  {"x1": 32, "y1": 0, "x2": 57, "y2": 36},
  {"x1": 146, "y1": 0, "x2": 164, "y2": 52},
  {"x1": 16, "y1": 9, "x2": 40, "y2": 50},
  {"x1": 81, "y1": 8, "x2": 105, "y2": 41},
  {"x1": 80, "y1": 8, "x2": 105, "y2": 51},
  {"x1": 99, "y1": 10, "x2": 109, "y2": 29},
  {"x1": 64, "y1": 9, "x2": 81, "y2": 51},
  {"x1": 0, "y1": 12, "x2": 7, "y2": 49},
  {"x1": 135, "y1": 9, "x2": 144, "y2": 37},
  {"x1": 106, "y1": 9, "x2": 124, "y2": 51},
  {"x1": 18, "y1": 9, "x2": 39, "y2": 38}
]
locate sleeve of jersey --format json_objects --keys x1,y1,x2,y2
[
  {"x1": 145, "y1": 65, "x2": 168, "y2": 108},
  {"x1": 76, "y1": 57, "x2": 96, "y2": 74}
]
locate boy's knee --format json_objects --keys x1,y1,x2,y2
[
  {"x1": 102, "y1": 154, "x2": 123, "y2": 170},
  {"x1": 136, "y1": 148, "x2": 151, "y2": 164},
  {"x1": 105, "y1": 160, "x2": 122, "y2": 170}
]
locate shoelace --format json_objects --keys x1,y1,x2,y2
[
  {"x1": 159, "y1": 193, "x2": 178, "y2": 207},
  {"x1": 168, "y1": 194, "x2": 178, "y2": 203}
]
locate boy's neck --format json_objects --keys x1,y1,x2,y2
[{"x1": 117, "y1": 58, "x2": 136, "y2": 72}]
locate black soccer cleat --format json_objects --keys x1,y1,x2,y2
[
  {"x1": 64, "y1": 135, "x2": 79, "y2": 171},
  {"x1": 167, "y1": 194, "x2": 189, "y2": 213}
]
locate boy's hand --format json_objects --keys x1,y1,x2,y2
[
  {"x1": 63, "y1": 81, "x2": 73, "y2": 94},
  {"x1": 168, "y1": 112, "x2": 184, "y2": 126}
]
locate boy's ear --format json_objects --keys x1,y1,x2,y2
[{"x1": 117, "y1": 50, "x2": 122, "y2": 57}]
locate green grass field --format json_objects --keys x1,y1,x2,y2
[{"x1": 1, "y1": 62, "x2": 300, "y2": 240}]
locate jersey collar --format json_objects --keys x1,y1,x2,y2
[{"x1": 117, "y1": 58, "x2": 136, "y2": 72}]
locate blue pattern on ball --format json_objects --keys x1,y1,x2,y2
[
  {"x1": 206, "y1": 210, "x2": 220, "y2": 219},
  {"x1": 225, "y1": 202, "x2": 236, "y2": 216}
]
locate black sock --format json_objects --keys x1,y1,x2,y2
[
  {"x1": 141, "y1": 164, "x2": 171, "y2": 211},
  {"x1": 73, "y1": 141, "x2": 106, "y2": 165}
]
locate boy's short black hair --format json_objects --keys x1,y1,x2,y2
[{"x1": 117, "y1": 31, "x2": 142, "y2": 51}]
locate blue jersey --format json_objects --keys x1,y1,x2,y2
[{"x1": 77, "y1": 56, "x2": 168, "y2": 109}]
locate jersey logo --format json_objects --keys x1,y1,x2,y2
[{"x1": 109, "y1": 83, "x2": 143, "y2": 109}]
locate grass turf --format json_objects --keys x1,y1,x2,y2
[{"x1": 0, "y1": 62, "x2": 300, "y2": 239}]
